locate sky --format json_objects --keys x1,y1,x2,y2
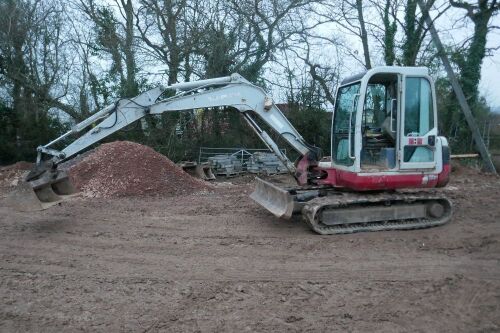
[{"x1": 480, "y1": 29, "x2": 500, "y2": 108}]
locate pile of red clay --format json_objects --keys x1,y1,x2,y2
[{"x1": 69, "y1": 141, "x2": 211, "y2": 198}]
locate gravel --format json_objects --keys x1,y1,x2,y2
[{"x1": 68, "y1": 141, "x2": 211, "y2": 198}]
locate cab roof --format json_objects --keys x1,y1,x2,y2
[{"x1": 341, "y1": 66, "x2": 429, "y2": 85}]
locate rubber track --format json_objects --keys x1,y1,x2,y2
[{"x1": 302, "y1": 191, "x2": 453, "y2": 235}]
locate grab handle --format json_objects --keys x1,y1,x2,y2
[
  {"x1": 348, "y1": 94, "x2": 359, "y2": 160},
  {"x1": 390, "y1": 98, "x2": 397, "y2": 132}
]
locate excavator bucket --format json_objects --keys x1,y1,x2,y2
[
  {"x1": 250, "y1": 177, "x2": 297, "y2": 219},
  {"x1": 179, "y1": 161, "x2": 216, "y2": 180},
  {"x1": 197, "y1": 164, "x2": 216, "y2": 180},
  {"x1": 2, "y1": 170, "x2": 77, "y2": 211}
]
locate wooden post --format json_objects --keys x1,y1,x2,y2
[{"x1": 417, "y1": 0, "x2": 497, "y2": 175}]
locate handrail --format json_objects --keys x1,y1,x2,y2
[
  {"x1": 390, "y1": 98, "x2": 397, "y2": 132},
  {"x1": 348, "y1": 94, "x2": 359, "y2": 160}
]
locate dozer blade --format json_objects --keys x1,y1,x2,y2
[
  {"x1": 2, "y1": 171, "x2": 77, "y2": 212},
  {"x1": 250, "y1": 177, "x2": 298, "y2": 219}
]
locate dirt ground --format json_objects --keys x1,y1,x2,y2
[{"x1": 1, "y1": 167, "x2": 499, "y2": 332}]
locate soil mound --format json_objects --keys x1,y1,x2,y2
[
  {"x1": 0, "y1": 161, "x2": 33, "y2": 173},
  {"x1": 0, "y1": 161, "x2": 34, "y2": 180},
  {"x1": 69, "y1": 141, "x2": 210, "y2": 198},
  {"x1": 0, "y1": 162, "x2": 33, "y2": 191}
]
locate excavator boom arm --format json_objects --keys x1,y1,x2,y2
[
  {"x1": 37, "y1": 74, "x2": 313, "y2": 174},
  {"x1": 12, "y1": 73, "x2": 318, "y2": 213}
]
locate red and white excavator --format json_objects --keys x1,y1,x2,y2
[{"x1": 10, "y1": 66, "x2": 452, "y2": 234}]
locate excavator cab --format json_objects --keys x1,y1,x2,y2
[
  {"x1": 326, "y1": 66, "x2": 449, "y2": 190},
  {"x1": 332, "y1": 71, "x2": 401, "y2": 171},
  {"x1": 254, "y1": 67, "x2": 452, "y2": 234}
]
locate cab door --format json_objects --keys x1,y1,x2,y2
[{"x1": 399, "y1": 76, "x2": 437, "y2": 170}]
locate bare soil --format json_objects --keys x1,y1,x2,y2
[
  {"x1": 1, "y1": 167, "x2": 499, "y2": 332},
  {"x1": 0, "y1": 162, "x2": 33, "y2": 195}
]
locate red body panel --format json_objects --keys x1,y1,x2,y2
[
  {"x1": 295, "y1": 153, "x2": 315, "y2": 185},
  {"x1": 314, "y1": 164, "x2": 450, "y2": 191},
  {"x1": 436, "y1": 164, "x2": 451, "y2": 187}
]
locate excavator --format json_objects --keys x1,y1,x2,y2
[{"x1": 7, "y1": 66, "x2": 452, "y2": 234}]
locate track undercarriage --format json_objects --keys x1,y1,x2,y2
[{"x1": 251, "y1": 178, "x2": 452, "y2": 235}]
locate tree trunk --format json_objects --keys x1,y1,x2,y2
[
  {"x1": 402, "y1": 0, "x2": 418, "y2": 65},
  {"x1": 122, "y1": 0, "x2": 138, "y2": 97},
  {"x1": 383, "y1": 0, "x2": 397, "y2": 65},
  {"x1": 356, "y1": 0, "x2": 372, "y2": 69},
  {"x1": 460, "y1": 13, "x2": 490, "y2": 104}
]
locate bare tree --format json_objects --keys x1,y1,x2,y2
[
  {"x1": 367, "y1": 0, "x2": 398, "y2": 65},
  {"x1": 0, "y1": 0, "x2": 78, "y2": 119},
  {"x1": 319, "y1": 0, "x2": 374, "y2": 69},
  {"x1": 0, "y1": 0, "x2": 83, "y2": 161},
  {"x1": 79, "y1": 0, "x2": 139, "y2": 97},
  {"x1": 355, "y1": 0, "x2": 372, "y2": 69},
  {"x1": 223, "y1": 0, "x2": 319, "y2": 80},
  {"x1": 134, "y1": 0, "x2": 193, "y2": 85}
]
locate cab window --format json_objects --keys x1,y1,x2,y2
[{"x1": 332, "y1": 83, "x2": 360, "y2": 166}]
